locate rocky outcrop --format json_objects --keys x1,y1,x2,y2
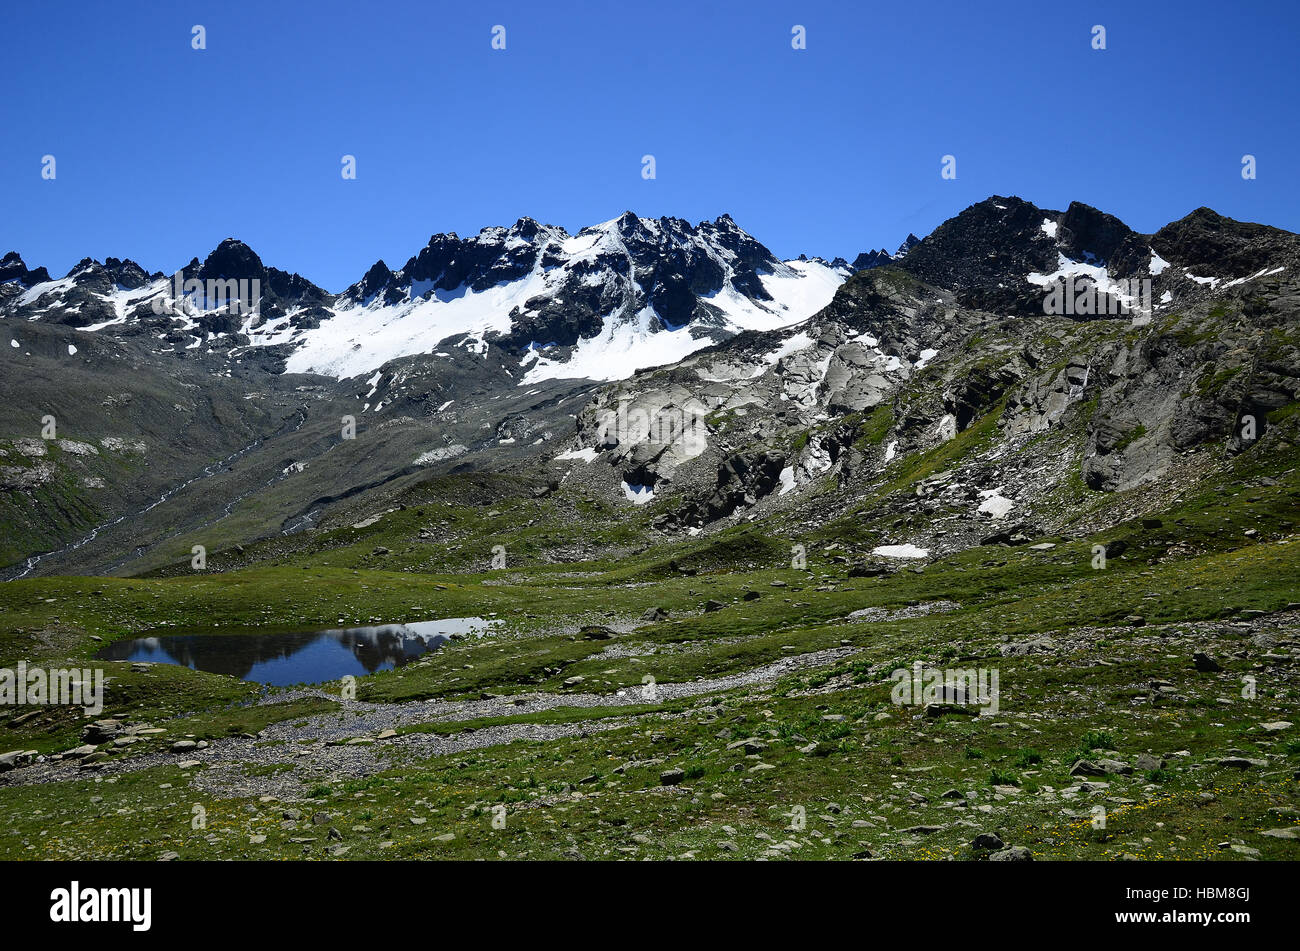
[
  {"x1": 1083, "y1": 279, "x2": 1300, "y2": 491},
  {"x1": 1152, "y1": 208, "x2": 1300, "y2": 281},
  {"x1": 656, "y1": 449, "x2": 787, "y2": 528},
  {"x1": 897, "y1": 196, "x2": 1062, "y2": 315}
]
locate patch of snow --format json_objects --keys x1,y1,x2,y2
[
  {"x1": 556, "y1": 447, "x2": 598, "y2": 463},
  {"x1": 17, "y1": 276, "x2": 76, "y2": 307},
  {"x1": 977, "y1": 489, "x2": 1015, "y2": 519},
  {"x1": 935, "y1": 414, "x2": 958, "y2": 441},
  {"x1": 523, "y1": 305, "x2": 703, "y2": 384},
  {"x1": 762, "y1": 331, "x2": 814, "y2": 365},
  {"x1": 702, "y1": 259, "x2": 847, "y2": 334},
  {"x1": 1222, "y1": 265, "x2": 1287, "y2": 289},
  {"x1": 1027, "y1": 252, "x2": 1143, "y2": 308},
  {"x1": 778, "y1": 465, "x2": 796, "y2": 496},
  {"x1": 280, "y1": 265, "x2": 548, "y2": 377},
  {"x1": 621, "y1": 481, "x2": 656, "y2": 505},
  {"x1": 1040, "y1": 219, "x2": 1058, "y2": 238},
  {"x1": 872, "y1": 544, "x2": 929, "y2": 559}
]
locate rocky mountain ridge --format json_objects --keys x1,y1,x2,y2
[
  {"x1": 1, "y1": 214, "x2": 850, "y2": 384},
  {"x1": 548, "y1": 197, "x2": 1298, "y2": 560}
]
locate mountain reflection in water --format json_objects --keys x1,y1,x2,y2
[{"x1": 95, "y1": 618, "x2": 498, "y2": 686}]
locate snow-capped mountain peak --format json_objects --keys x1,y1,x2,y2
[
  {"x1": 1, "y1": 214, "x2": 849, "y2": 383},
  {"x1": 282, "y1": 214, "x2": 848, "y2": 381}
]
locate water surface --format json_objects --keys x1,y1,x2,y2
[{"x1": 95, "y1": 617, "x2": 498, "y2": 686}]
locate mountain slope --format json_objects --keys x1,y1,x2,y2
[
  {"x1": 545, "y1": 196, "x2": 1299, "y2": 554},
  {"x1": 1, "y1": 196, "x2": 1296, "y2": 582}
]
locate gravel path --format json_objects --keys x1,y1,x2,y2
[{"x1": 0, "y1": 647, "x2": 856, "y2": 798}]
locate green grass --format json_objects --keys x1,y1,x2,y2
[{"x1": 0, "y1": 413, "x2": 1297, "y2": 861}]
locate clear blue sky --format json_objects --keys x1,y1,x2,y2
[{"x1": 2, "y1": 0, "x2": 1296, "y2": 291}]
